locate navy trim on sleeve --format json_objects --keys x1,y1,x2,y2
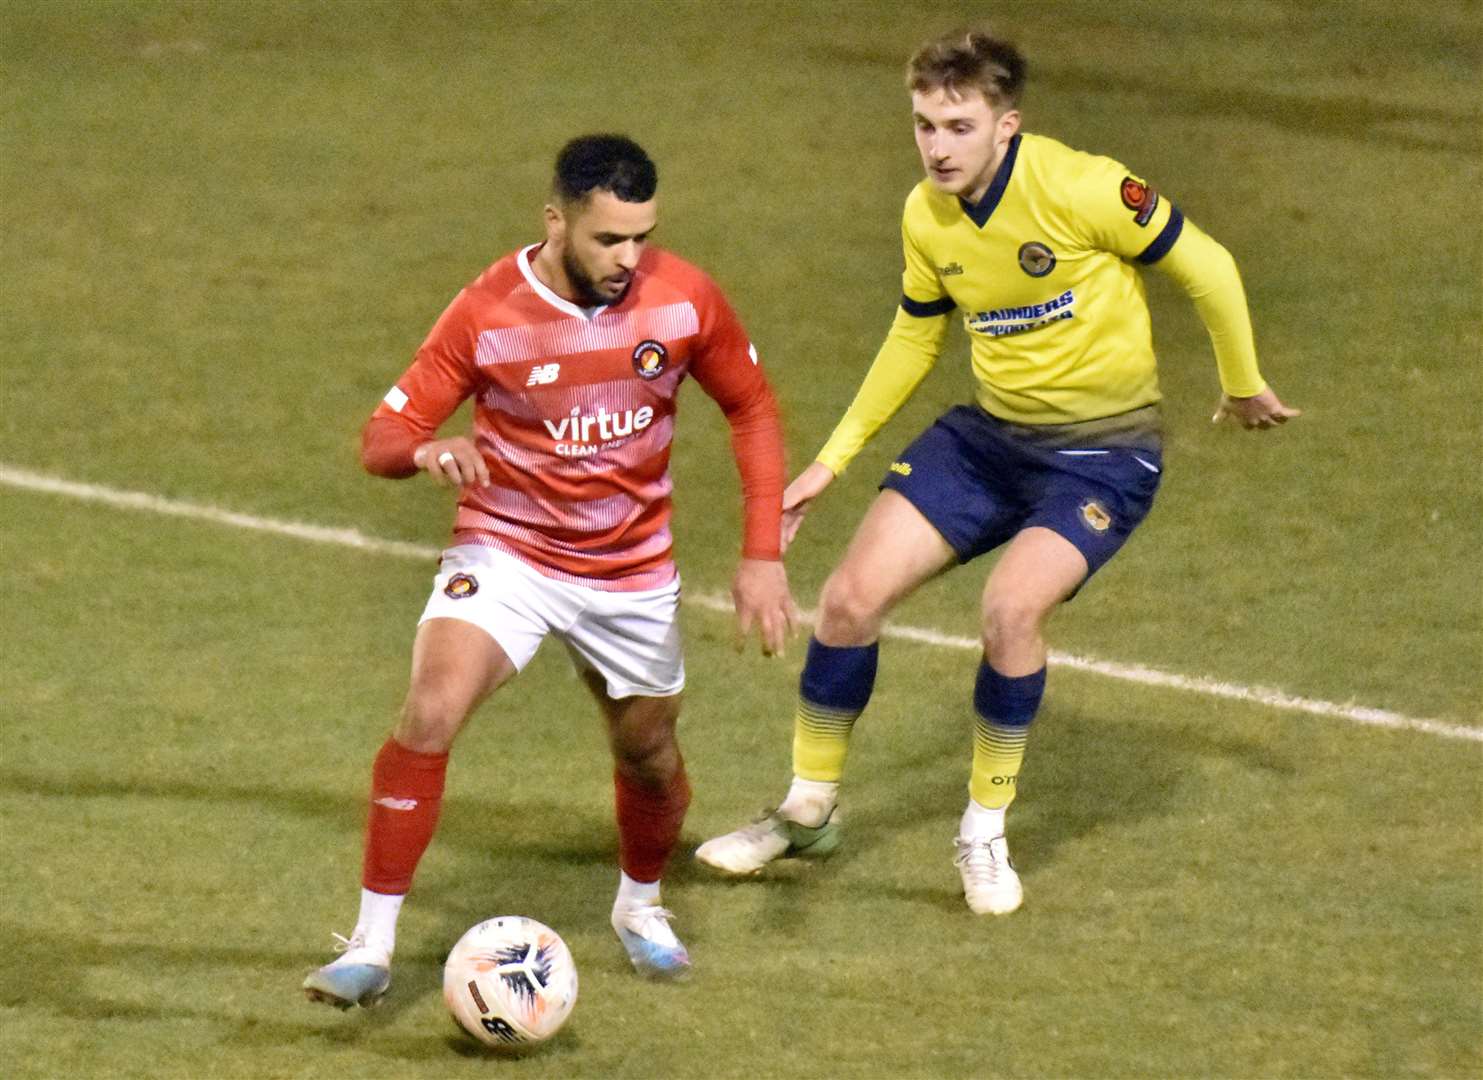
[
  {"x1": 900, "y1": 294, "x2": 957, "y2": 318},
  {"x1": 1136, "y1": 205, "x2": 1184, "y2": 265}
]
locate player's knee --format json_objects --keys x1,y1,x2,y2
[
  {"x1": 816, "y1": 572, "x2": 885, "y2": 644},
  {"x1": 613, "y1": 731, "x2": 680, "y2": 789},
  {"x1": 395, "y1": 687, "x2": 469, "y2": 753},
  {"x1": 982, "y1": 592, "x2": 1051, "y2": 647}
]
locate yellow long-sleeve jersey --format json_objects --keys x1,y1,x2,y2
[{"x1": 817, "y1": 132, "x2": 1266, "y2": 474}]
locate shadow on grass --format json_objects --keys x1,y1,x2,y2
[
  {"x1": 0, "y1": 918, "x2": 438, "y2": 1059},
  {"x1": 0, "y1": 920, "x2": 588, "y2": 1065},
  {"x1": 0, "y1": 767, "x2": 639, "y2": 1021},
  {"x1": 695, "y1": 695, "x2": 1296, "y2": 913},
  {"x1": 0, "y1": 768, "x2": 615, "y2": 860}
]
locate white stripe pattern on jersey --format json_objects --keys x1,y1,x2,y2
[
  {"x1": 463, "y1": 477, "x2": 674, "y2": 535},
  {"x1": 479, "y1": 370, "x2": 686, "y2": 422},
  {"x1": 459, "y1": 520, "x2": 675, "y2": 564},
  {"x1": 474, "y1": 302, "x2": 700, "y2": 367}
]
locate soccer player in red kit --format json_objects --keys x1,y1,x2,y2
[{"x1": 302, "y1": 135, "x2": 797, "y2": 1005}]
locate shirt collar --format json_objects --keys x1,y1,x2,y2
[
  {"x1": 517, "y1": 243, "x2": 608, "y2": 321},
  {"x1": 957, "y1": 133, "x2": 1022, "y2": 229}
]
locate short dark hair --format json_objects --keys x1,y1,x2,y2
[
  {"x1": 907, "y1": 29, "x2": 1027, "y2": 111},
  {"x1": 552, "y1": 134, "x2": 658, "y2": 206}
]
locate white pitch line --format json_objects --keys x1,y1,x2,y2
[
  {"x1": 4, "y1": 462, "x2": 1479, "y2": 744},
  {"x1": 683, "y1": 593, "x2": 1482, "y2": 743},
  {"x1": 0, "y1": 464, "x2": 441, "y2": 562}
]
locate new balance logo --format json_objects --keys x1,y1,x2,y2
[
  {"x1": 374, "y1": 796, "x2": 418, "y2": 811},
  {"x1": 526, "y1": 363, "x2": 561, "y2": 386}
]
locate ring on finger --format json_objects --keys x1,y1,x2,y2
[{"x1": 437, "y1": 451, "x2": 456, "y2": 466}]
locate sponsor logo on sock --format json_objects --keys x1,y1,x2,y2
[{"x1": 374, "y1": 796, "x2": 419, "y2": 811}]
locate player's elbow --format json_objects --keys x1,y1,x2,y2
[
  {"x1": 359, "y1": 437, "x2": 388, "y2": 477},
  {"x1": 1207, "y1": 236, "x2": 1240, "y2": 280},
  {"x1": 722, "y1": 388, "x2": 781, "y2": 434},
  {"x1": 360, "y1": 416, "x2": 421, "y2": 479}
]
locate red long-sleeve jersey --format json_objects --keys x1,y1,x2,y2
[{"x1": 363, "y1": 243, "x2": 784, "y2": 591}]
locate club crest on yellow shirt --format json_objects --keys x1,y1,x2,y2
[
  {"x1": 444, "y1": 573, "x2": 479, "y2": 599},
  {"x1": 1079, "y1": 500, "x2": 1112, "y2": 533},
  {"x1": 632, "y1": 339, "x2": 669, "y2": 380},
  {"x1": 1017, "y1": 241, "x2": 1056, "y2": 278}
]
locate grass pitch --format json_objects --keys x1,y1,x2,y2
[{"x1": 3, "y1": 2, "x2": 1480, "y2": 1077}]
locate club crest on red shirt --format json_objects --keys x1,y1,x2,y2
[{"x1": 631, "y1": 339, "x2": 668, "y2": 380}]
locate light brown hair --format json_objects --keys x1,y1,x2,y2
[{"x1": 907, "y1": 29, "x2": 1027, "y2": 111}]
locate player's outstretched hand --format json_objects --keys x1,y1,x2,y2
[
  {"x1": 732, "y1": 558, "x2": 800, "y2": 658},
  {"x1": 1211, "y1": 387, "x2": 1301, "y2": 430},
  {"x1": 413, "y1": 437, "x2": 491, "y2": 488},
  {"x1": 780, "y1": 462, "x2": 836, "y2": 553}
]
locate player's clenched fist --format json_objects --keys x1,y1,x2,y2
[{"x1": 413, "y1": 437, "x2": 491, "y2": 488}]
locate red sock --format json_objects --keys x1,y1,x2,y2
[
  {"x1": 361, "y1": 738, "x2": 449, "y2": 895},
  {"x1": 614, "y1": 763, "x2": 692, "y2": 884}
]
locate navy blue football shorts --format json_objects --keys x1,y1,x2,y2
[{"x1": 879, "y1": 404, "x2": 1163, "y2": 580}]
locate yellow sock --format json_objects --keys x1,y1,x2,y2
[
  {"x1": 969, "y1": 716, "x2": 1029, "y2": 809},
  {"x1": 792, "y1": 699, "x2": 860, "y2": 782}
]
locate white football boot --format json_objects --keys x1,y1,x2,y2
[
  {"x1": 954, "y1": 834, "x2": 1023, "y2": 915},
  {"x1": 611, "y1": 899, "x2": 691, "y2": 979},
  {"x1": 302, "y1": 931, "x2": 392, "y2": 1008},
  {"x1": 695, "y1": 806, "x2": 841, "y2": 875}
]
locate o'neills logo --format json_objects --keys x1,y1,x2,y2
[{"x1": 543, "y1": 404, "x2": 656, "y2": 457}]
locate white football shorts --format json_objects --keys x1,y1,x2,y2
[{"x1": 419, "y1": 544, "x2": 684, "y2": 699}]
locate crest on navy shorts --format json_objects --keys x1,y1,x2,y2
[
  {"x1": 1120, "y1": 176, "x2": 1160, "y2": 227},
  {"x1": 1018, "y1": 241, "x2": 1056, "y2": 278},
  {"x1": 1079, "y1": 500, "x2": 1112, "y2": 534},
  {"x1": 444, "y1": 573, "x2": 479, "y2": 599},
  {"x1": 631, "y1": 339, "x2": 668, "y2": 380}
]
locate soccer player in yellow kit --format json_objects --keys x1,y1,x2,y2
[{"x1": 698, "y1": 29, "x2": 1299, "y2": 914}]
